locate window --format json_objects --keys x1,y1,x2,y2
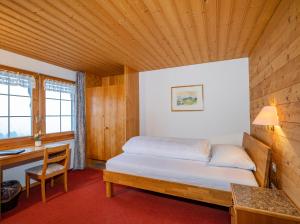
[
  {"x1": 0, "y1": 71, "x2": 35, "y2": 139},
  {"x1": 0, "y1": 66, "x2": 75, "y2": 147},
  {"x1": 45, "y1": 80, "x2": 75, "y2": 134}
]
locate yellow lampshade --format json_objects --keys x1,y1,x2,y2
[{"x1": 253, "y1": 106, "x2": 279, "y2": 126}]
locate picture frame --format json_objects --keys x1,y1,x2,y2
[{"x1": 171, "y1": 84, "x2": 204, "y2": 111}]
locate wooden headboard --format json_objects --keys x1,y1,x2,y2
[{"x1": 242, "y1": 132, "x2": 271, "y2": 187}]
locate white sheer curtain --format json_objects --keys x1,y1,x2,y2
[
  {"x1": 44, "y1": 79, "x2": 75, "y2": 93},
  {"x1": 0, "y1": 70, "x2": 36, "y2": 89}
]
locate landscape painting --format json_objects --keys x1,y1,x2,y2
[{"x1": 171, "y1": 85, "x2": 204, "y2": 111}]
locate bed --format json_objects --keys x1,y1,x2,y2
[{"x1": 103, "y1": 133, "x2": 271, "y2": 207}]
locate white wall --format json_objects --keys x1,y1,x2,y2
[
  {"x1": 0, "y1": 49, "x2": 77, "y2": 185},
  {"x1": 140, "y1": 58, "x2": 250, "y2": 145},
  {"x1": 0, "y1": 49, "x2": 76, "y2": 81}
]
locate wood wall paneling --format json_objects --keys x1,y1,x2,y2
[
  {"x1": 86, "y1": 73, "x2": 103, "y2": 88},
  {"x1": 124, "y1": 65, "x2": 140, "y2": 140},
  {"x1": 249, "y1": 0, "x2": 300, "y2": 208},
  {"x1": 0, "y1": 0, "x2": 280, "y2": 75}
]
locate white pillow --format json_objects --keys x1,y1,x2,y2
[
  {"x1": 209, "y1": 144, "x2": 256, "y2": 171},
  {"x1": 122, "y1": 136, "x2": 211, "y2": 162}
]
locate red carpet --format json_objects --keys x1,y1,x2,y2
[{"x1": 1, "y1": 169, "x2": 230, "y2": 224}]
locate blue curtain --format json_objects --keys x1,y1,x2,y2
[{"x1": 73, "y1": 72, "x2": 86, "y2": 170}]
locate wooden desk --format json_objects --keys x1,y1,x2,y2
[{"x1": 0, "y1": 143, "x2": 69, "y2": 215}]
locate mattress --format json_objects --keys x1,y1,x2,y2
[{"x1": 106, "y1": 153, "x2": 258, "y2": 192}]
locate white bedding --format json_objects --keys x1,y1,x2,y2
[
  {"x1": 106, "y1": 153, "x2": 258, "y2": 192},
  {"x1": 123, "y1": 136, "x2": 211, "y2": 162}
]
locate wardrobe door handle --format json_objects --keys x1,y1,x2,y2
[{"x1": 105, "y1": 127, "x2": 109, "y2": 130}]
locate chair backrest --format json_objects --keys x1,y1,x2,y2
[{"x1": 42, "y1": 144, "x2": 70, "y2": 176}]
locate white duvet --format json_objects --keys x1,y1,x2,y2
[{"x1": 122, "y1": 136, "x2": 211, "y2": 162}]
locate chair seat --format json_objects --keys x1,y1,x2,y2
[{"x1": 26, "y1": 163, "x2": 65, "y2": 176}]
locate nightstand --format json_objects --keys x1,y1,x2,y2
[{"x1": 231, "y1": 184, "x2": 300, "y2": 224}]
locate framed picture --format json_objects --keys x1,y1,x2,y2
[{"x1": 171, "y1": 85, "x2": 204, "y2": 111}]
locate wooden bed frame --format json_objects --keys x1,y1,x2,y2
[{"x1": 103, "y1": 133, "x2": 271, "y2": 207}]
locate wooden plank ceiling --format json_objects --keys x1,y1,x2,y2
[{"x1": 0, "y1": 0, "x2": 281, "y2": 75}]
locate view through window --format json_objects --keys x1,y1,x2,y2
[
  {"x1": 0, "y1": 83, "x2": 32, "y2": 139},
  {"x1": 45, "y1": 89, "x2": 74, "y2": 134}
]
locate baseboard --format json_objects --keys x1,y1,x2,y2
[{"x1": 86, "y1": 159, "x2": 106, "y2": 170}]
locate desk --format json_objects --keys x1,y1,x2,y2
[{"x1": 0, "y1": 143, "x2": 69, "y2": 214}]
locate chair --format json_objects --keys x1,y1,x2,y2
[{"x1": 25, "y1": 144, "x2": 70, "y2": 203}]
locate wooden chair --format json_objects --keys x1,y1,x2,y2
[{"x1": 25, "y1": 144, "x2": 70, "y2": 203}]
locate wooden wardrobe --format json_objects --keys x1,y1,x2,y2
[{"x1": 86, "y1": 66, "x2": 139, "y2": 161}]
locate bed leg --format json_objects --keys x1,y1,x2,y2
[{"x1": 105, "y1": 182, "x2": 113, "y2": 198}]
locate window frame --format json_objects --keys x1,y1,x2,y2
[{"x1": 0, "y1": 65, "x2": 75, "y2": 150}]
